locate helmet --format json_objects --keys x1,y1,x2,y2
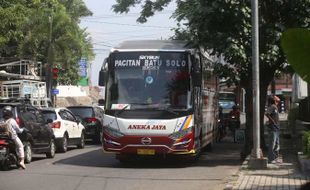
[{"x1": 2, "y1": 106, "x2": 13, "y2": 119}]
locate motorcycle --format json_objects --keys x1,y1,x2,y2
[{"x1": 0, "y1": 133, "x2": 19, "y2": 170}]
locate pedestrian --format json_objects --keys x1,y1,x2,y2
[
  {"x1": 265, "y1": 96, "x2": 280, "y2": 163},
  {"x1": 2, "y1": 106, "x2": 26, "y2": 169}
]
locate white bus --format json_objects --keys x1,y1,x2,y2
[{"x1": 98, "y1": 40, "x2": 218, "y2": 161}]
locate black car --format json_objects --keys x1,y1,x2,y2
[
  {"x1": 67, "y1": 106, "x2": 104, "y2": 143},
  {"x1": 0, "y1": 102, "x2": 56, "y2": 163}
]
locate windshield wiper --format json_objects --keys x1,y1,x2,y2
[
  {"x1": 129, "y1": 103, "x2": 181, "y2": 116},
  {"x1": 114, "y1": 104, "x2": 130, "y2": 117}
]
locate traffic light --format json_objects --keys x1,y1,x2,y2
[
  {"x1": 52, "y1": 68, "x2": 59, "y2": 79},
  {"x1": 52, "y1": 67, "x2": 59, "y2": 87}
]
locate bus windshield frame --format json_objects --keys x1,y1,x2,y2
[{"x1": 105, "y1": 51, "x2": 192, "y2": 111}]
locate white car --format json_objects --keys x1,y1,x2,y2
[{"x1": 41, "y1": 108, "x2": 85, "y2": 152}]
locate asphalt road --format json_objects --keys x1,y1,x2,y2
[{"x1": 0, "y1": 138, "x2": 242, "y2": 190}]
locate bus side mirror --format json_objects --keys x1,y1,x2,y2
[
  {"x1": 191, "y1": 57, "x2": 202, "y2": 87},
  {"x1": 98, "y1": 99, "x2": 105, "y2": 106},
  {"x1": 98, "y1": 69, "x2": 106, "y2": 86}
]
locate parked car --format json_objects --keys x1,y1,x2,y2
[
  {"x1": 0, "y1": 102, "x2": 56, "y2": 163},
  {"x1": 67, "y1": 106, "x2": 104, "y2": 143},
  {"x1": 41, "y1": 108, "x2": 86, "y2": 152}
]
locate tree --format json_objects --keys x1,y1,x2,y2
[
  {"x1": 0, "y1": 0, "x2": 30, "y2": 57},
  {"x1": 0, "y1": 0, "x2": 94, "y2": 87},
  {"x1": 281, "y1": 29, "x2": 310, "y2": 83},
  {"x1": 112, "y1": 0, "x2": 310, "y2": 157},
  {"x1": 21, "y1": 0, "x2": 94, "y2": 87}
]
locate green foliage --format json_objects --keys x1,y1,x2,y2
[
  {"x1": 0, "y1": 0, "x2": 94, "y2": 85},
  {"x1": 281, "y1": 29, "x2": 310, "y2": 83},
  {"x1": 112, "y1": 0, "x2": 310, "y2": 154},
  {"x1": 0, "y1": 2, "x2": 30, "y2": 56},
  {"x1": 56, "y1": 64, "x2": 80, "y2": 85},
  {"x1": 302, "y1": 131, "x2": 310, "y2": 158},
  {"x1": 113, "y1": 0, "x2": 172, "y2": 23}
]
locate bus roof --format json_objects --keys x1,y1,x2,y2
[{"x1": 111, "y1": 40, "x2": 193, "y2": 52}]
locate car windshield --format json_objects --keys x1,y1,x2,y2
[
  {"x1": 67, "y1": 107, "x2": 94, "y2": 118},
  {"x1": 41, "y1": 110, "x2": 57, "y2": 121},
  {"x1": 106, "y1": 52, "x2": 191, "y2": 110},
  {"x1": 219, "y1": 101, "x2": 235, "y2": 109}
]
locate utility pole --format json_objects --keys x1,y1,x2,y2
[
  {"x1": 46, "y1": 6, "x2": 54, "y2": 101},
  {"x1": 249, "y1": 0, "x2": 267, "y2": 169}
]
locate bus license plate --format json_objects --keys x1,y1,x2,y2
[{"x1": 137, "y1": 149, "x2": 155, "y2": 155}]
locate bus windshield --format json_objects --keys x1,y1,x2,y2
[{"x1": 106, "y1": 52, "x2": 192, "y2": 110}]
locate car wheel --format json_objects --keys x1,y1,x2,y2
[
  {"x1": 77, "y1": 132, "x2": 85, "y2": 149},
  {"x1": 1, "y1": 159, "x2": 10, "y2": 171},
  {"x1": 59, "y1": 135, "x2": 68, "y2": 153},
  {"x1": 46, "y1": 139, "x2": 56, "y2": 158},
  {"x1": 24, "y1": 141, "x2": 32, "y2": 164}
]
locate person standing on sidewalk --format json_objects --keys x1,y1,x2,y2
[{"x1": 265, "y1": 96, "x2": 280, "y2": 163}]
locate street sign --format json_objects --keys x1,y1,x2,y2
[
  {"x1": 52, "y1": 89, "x2": 59, "y2": 95},
  {"x1": 78, "y1": 58, "x2": 87, "y2": 77}
]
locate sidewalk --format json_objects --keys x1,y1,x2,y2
[
  {"x1": 226, "y1": 113, "x2": 310, "y2": 190},
  {"x1": 229, "y1": 154, "x2": 309, "y2": 189}
]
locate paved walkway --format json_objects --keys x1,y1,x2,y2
[
  {"x1": 229, "y1": 154, "x2": 309, "y2": 190},
  {"x1": 226, "y1": 113, "x2": 310, "y2": 190}
]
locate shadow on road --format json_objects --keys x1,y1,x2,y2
[{"x1": 53, "y1": 137, "x2": 243, "y2": 169}]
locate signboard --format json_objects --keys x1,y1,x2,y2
[
  {"x1": 23, "y1": 86, "x2": 33, "y2": 95},
  {"x1": 78, "y1": 58, "x2": 87, "y2": 77},
  {"x1": 52, "y1": 89, "x2": 59, "y2": 95}
]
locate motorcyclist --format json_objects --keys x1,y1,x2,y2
[
  {"x1": 2, "y1": 106, "x2": 26, "y2": 169},
  {"x1": 228, "y1": 105, "x2": 241, "y2": 142},
  {"x1": 229, "y1": 105, "x2": 241, "y2": 128}
]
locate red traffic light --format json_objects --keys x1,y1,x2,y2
[
  {"x1": 52, "y1": 68, "x2": 59, "y2": 73},
  {"x1": 52, "y1": 68, "x2": 59, "y2": 79}
]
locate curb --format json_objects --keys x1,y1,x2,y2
[{"x1": 297, "y1": 152, "x2": 310, "y2": 176}]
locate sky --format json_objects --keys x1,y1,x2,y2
[{"x1": 80, "y1": 0, "x2": 177, "y2": 86}]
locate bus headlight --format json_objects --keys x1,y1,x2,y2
[
  {"x1": 103, "y1": 126, "x2": 124, "y2": 138},
  {"x1": 169, "y1": 127, "x2": 193, "y2": 140}
]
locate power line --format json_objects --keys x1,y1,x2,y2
[
  {"x1": 81, "y1": 20, "x2": 173, "y2": 29},
  {"x1": 92, "y1": 43, "x2": 114, "y2": 47},
  {"x1": 90, "y1": 28, "x2": 169, "y2": 36},
  {"x1": 81, "y1": 10, "x2": 175, "y2": 20},
  {"x1": 104, "y1": 32, "x2": 173, "y2": 43}
]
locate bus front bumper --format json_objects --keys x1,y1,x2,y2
[{"x1": 102, "y1": 133, "x2": 196, "y2": 155}]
